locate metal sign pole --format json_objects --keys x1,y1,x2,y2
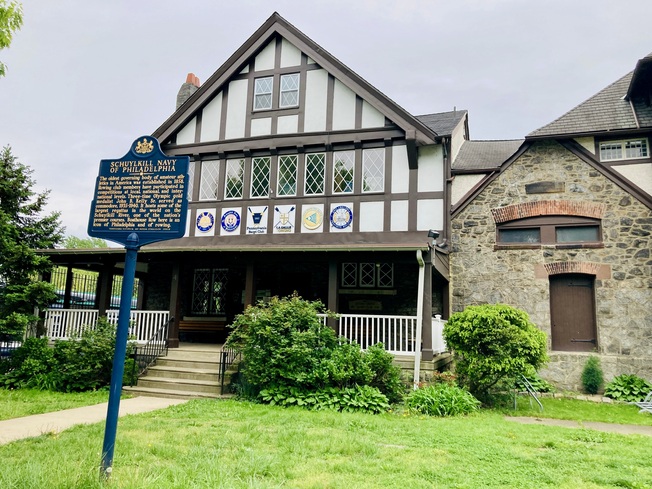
[{"x1": 100, "y1": 233, "x2": 140, "y2": 480}]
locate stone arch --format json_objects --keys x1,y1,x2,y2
[{"x1": 491, "y1": 201, "x2": 606, "y2": 224}]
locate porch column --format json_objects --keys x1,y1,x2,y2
[
  {"x1": 63, "y1": 266, "x2": 74, "y2": 309},
  {"x1": 96, "y1": 262, "x2": 114, "y2": 316},
  {"x1": 327, "y1": 258, "x2": 338, "y2": 329},
  {"x1": 244, "y1": 263, "x2": 255, "y2": 307},
  {"x1": 168, "y1": 262, "x2": 182, "y2": 348},
  {"x1": 421, "y1": 250, "x2": 434, "y2": 361}
]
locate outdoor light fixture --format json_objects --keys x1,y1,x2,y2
[{"x1": 427, "y1": 229, "x2": 439, "y2": 247}]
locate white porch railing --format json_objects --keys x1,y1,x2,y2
[
  {"x1": 44, "y1": 309, "x2": 170, "y2": 344},
  {"x1": 432, "y1": 315, "x2": 447, "y2": 355},
  {"x1": 319, "y1": 313, "x2": 447, "y2": 356}
]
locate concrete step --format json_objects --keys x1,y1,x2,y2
[
  {"x1": 123, "y1": 385, "x2": 233, "y2": 400},
  {"x1": 155, "y1": 358, "x2": 221, "y2": 370},
  {"x1": 164, "y1": 349, "x2": 223, "y2": 363},
  {"x1": 137, "y1": 376, "x2": 222, "y2": 395},
  {"x1": 146, "y1": 365, "x2": 221, "y2": 382}
]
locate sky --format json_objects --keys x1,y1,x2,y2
[{"x1": 1, "y1": 0, "x2": 651, "y2": 240}]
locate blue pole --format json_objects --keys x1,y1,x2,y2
[{"x1": 100, "y1": 233, "x2": 139, "y2": 480}]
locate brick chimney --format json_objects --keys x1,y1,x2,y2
[{"x1": 176, "y1": 73, "x2": 201, "y2": 109}]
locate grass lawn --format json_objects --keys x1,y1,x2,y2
[
  {"x1": 0, "y1": 389, "x2": 110, "y2": 421},
  {"x1": 1, "y1": 398, "x2": 652, "y2": 488}
]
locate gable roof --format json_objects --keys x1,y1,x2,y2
[
  {"x1": 528, "y1": 53, "x2": 652, "y2": 139},
  {"x1": 417, "y1": 110, "x2": 467, "y2": 137},
  {"x1": 452, "y1": 139, "x2": 524, "y2": 172},
  {"x1": 152, "y1": 12, "x2": 437, "y2": 145}
]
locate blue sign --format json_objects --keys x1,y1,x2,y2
[{"x1": 88, "y1": 136, "x2": 189, "y2": 247}]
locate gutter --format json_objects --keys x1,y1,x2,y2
[{"x1": 413, "y1": 249, "x2": 425, "y2": 389}]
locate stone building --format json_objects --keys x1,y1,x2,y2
[{"x1": 450, "y1": 54, "x2": 652, "y2": 390}]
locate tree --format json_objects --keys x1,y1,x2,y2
[
  {"x1": 443, "y1": 303, "x2": 548, "y2": 404},
  {"x1": 62, "y1": 235, "x2": 108, "y2": 249},
  {"x1": 0, "y1": 145, "x2": 63, "y2": 340},
  {"x1": 0, "y1": 0, "x2": 23, "y2": 77}
]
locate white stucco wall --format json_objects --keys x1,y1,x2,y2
[
  {"x1": 304, "y1": 69, "x2": 328, "y2": 132},
  {"x1": 224, "y1": 79, "x2": 248, "y2": 139},
  {"x1": 574, "y1": 137, "x2": 595, "y2": 154},
  {"x1": 391, "y1": 145, "x2": 410, "y2": 194},
  {"x1": 280, "y1": 39, "x2": 301, "y2": 68},
  {"x1": 176, "y1": 117, "x2": 196, "y2": 145},
  {"x1": 613, "y1": 163, "x2": 652, "y2": 196},
  {"x1": 417, "y1": 145, "x2": 444, "y2": 192},
  {"x1": 254, "y1": 41, "x2": 275, "y2": 71},
  {"x1": 332, "y1": 79, "x2": 356, "y2": 131},
  {"x1": 361, "y1": 100, "x2": 385, "y2": 128},
  {"x1": 250, "y1": 117, "x2": 272, "y2": 137},
  {"x1": 277, "y1": 115, "x2": 299, "y2": 134},
  {"x1": 390, "y1": 200, "x2": 409, "y2": 231},
  {"x1": 359, "y1": 201, "x2": 384, "y2": 232},
  {"x1": 416, "y1": 199, "x2": 444, "y2": 231},
  {"x1": 451, "y1": 174, "x2": 485, "y2": 205},
  {"x1": 200, "y1": 93, "x2": 222, "y2": 142}
]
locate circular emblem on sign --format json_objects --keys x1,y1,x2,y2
[
  {"x1": 302, "y1": 207, "x2": 323, "y2": 230},
  {"x1": 330, "y1": 205, "x2": 353, "y2": 229},
  {"x1": 196, "y1": 211, "x2": 215, "y2": 232},
  {"x1": 221, "y1": 210, "x2": 241, "y2": 232}
]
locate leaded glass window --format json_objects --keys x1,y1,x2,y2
[
  {"x1": 342, "y1": 263, "x2": 357, "y2": 287},
  {"x1": 254, "y1": 77, "x2": 273, "y2": 110},
  {"x1": 191, "y1": 268, "x2": 228, "y2": 315},
  {"x1": 362, "y1": 148, "x2": 384, "y2": 192},
  {"x1": 305, "y1": 153, "x2": 325, "y2": 195},
  {"x1": 199, "y1": 160, "x2": 220, "y2": 201},
  {"x1": 377, "y1": 263, "x2": 394, "y2": 288},
  {"x1": 277, "y1": 155, "x2": 298, "y2": 196},
  {"x1": 333, "y1": 151, "x2": 354, "y2": 194},
  {"x1": 251, "y1": 157, "x2": 271, "y2": 198},
  {"x1": 359, "y1": 263, "x2": 375, "y2": 288},
  {"x1": 280, "y1": 73, "x2": 299, "y2": 108},
  {"x1": 186, "y1": 161, "x2": 196, "y2": 201},
  {"x1": 224, "y1": 159, "x2": 244, "y2": 199}
]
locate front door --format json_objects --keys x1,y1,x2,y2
[{"x1": 549, "y1": 274, "x2": 597, "y2": 351}]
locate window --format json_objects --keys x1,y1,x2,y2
[
  {"x1": 191, "y1": 268, "x2": 228, "y2": 316},
  {"x1": 600, "y1": 138, "x2": 648, "y2": 161},
  {"x1": 254, "y1": 77, "x2": 273, "y2": 110},
  {"x1": 362, "y1": 148, "x2": 384, "y2": 192},
  {"x1": 186, "y1": 161, "x2": 196, "y2": 201},
  {"x1": 341, "y1": 262, "x2": 394, "y2": 288},
  {"x1": 279, "y1": 73, "x2": 299, "y2": 108},
  {"x1": 251, "y1": 157, "x2": 271, "y2": 198},
  {"x1": 305, "y1": 153, "x2": 325, "y2": 195},
  {"x1": 277, "y1": 155, "x2": 298, "y2": 196},
  {"x1": 199, "y1": 160, "x2": 219, "y2": 201},
  {"x1": 333, "y1": 151, "x2": 355, "y2": 193},
  {"x1": 224, "y1": 159, "x2": 244, "y2": 199},
  {"x1": 497, "y1": 216, "x2": 601, "y2": 246}
]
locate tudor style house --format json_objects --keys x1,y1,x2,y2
[
  {"x1": 44, "y1": 13, "x2": 465, "y2": 364},
  {"x1": 450, "y1": 54, "x2": 652, "y2": 390}
]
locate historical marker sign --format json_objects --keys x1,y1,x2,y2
[
  {"x1": 88, "y1": 136, "x2": 189, "y2": 246},
  {"x1": 88, "y1": 136, "x2": 189, "y2": 479}
]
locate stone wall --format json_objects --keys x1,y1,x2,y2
[{"x1": 450, "y1": 139, "x2": 652, "y2": 390}]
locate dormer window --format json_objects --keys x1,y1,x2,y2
[{"x1": 600, "y1": 138, "x2": 648, "y2": 161}]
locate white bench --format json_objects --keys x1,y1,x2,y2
[{"x1": 632, "y1": 392, "x2": 652, "y2": 414}]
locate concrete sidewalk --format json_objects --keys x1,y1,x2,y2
[
  {"x1": 0, "y1": 397, "x2": 187, "y2": 445},
  {"x1": 506, "y1": 416, "x2": 652, "y2": 436}
]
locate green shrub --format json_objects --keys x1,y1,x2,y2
[
  {"x1": 227, "y1": 295, "x2": 337, "y2": 392},
  {"x1": 604, "y1": 374, "x2": 652, "y2": 402},
  {"x1": 260, "y1": 384, "x2": 390, "y2": 414},
  {"x1": 405, "y1": 383, "x2": 480, "y2": 416},
  {"x1": 326, "y1": 341, "x2": 373, "y2": 388},
  {"x1": 0, "y1": 318, "x2": 134, "y2": 392},
  {"x1": 443, "y1": 304, "x2": 548, "y2": 404},
  {"x1": 581, "y1": 356, "x2": 604, "y2": 395},
  {"x1": 364, "y1": 343, "x2": 406, "y2": 404},
  {"x1": 0, "y1": 337, "x2": 54, "y2": 389}
]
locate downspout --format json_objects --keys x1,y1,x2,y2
[{"x1": 414, "y1": 249, "x2": 425, "y2": 389}]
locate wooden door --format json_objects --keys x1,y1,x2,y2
[{"x1": 550, "y1": 274, "x2": 597, "y2": 352}]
